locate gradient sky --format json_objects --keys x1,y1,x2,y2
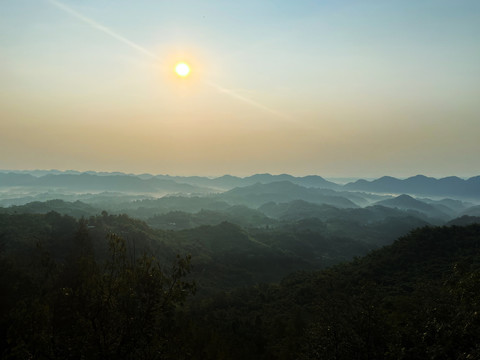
[{"x1": 1, "y1": 0, "x2": 479, "y2": 177}]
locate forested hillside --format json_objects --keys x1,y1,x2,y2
[
  {"x1": 181, "y1": 224, "x2": 480, "y2": 359},
  {"x1": 1, "y1": 210, "x2": 479, "y2": 358},
  {"x1": 1, "y1": 169, "x2": 479, "y2": 359}
]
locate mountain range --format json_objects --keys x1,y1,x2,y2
[
  {"x1": 1, "y1": 171, "x2": 479, "y2": 225},
  {"x1": 1, "y1": 170, "x2": 478, "y2": 199},
  {"x1": 345, "y1": 174, "x2": 480, "y2": 199}
]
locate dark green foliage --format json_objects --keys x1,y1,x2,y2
[
  {"x1": 147, "y1": 205, "x2": 276, "y2": 230},
  {"x1": 121, "y1": 196, "x2": 231, "y2": 218},
  {"x1": 2, "y1": 209, "x2": 480, "y2": 359},
  {"x1": 176, "y1": 225, "x2": 480, "y2": 359},
  {"x1": 0, "y1": 199, "x2": 99, "y2": 218},
  {"x1": 2, "y1": 223, "x2": 194, "y2": 359},
  {"x1": 0, "y1": 211, "x2": 373, "y2": 295}
]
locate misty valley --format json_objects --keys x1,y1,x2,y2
[{"x1": 1, "y1": 170, "x2": 480, "y2": 359}]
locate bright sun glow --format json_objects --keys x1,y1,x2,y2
[{"x1": 175, "y1": 62, "x2": 190, "y2": 77}]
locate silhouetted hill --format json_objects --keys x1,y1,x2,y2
[
  {"x1": 0, "y1": 172, "x2": 37, "y2": 186},
  {"x1": 39, "y1": 173, "x2": 205, "y2": 193},
  {"x1": 153, "y1": 173, "x2": 340, "y2": 190},
  {"x1": 421, "y1": 197, "x2": 472, "y2": 212},
  {"x1": 258, "y1": 200, "x2": 341, "y2": 219},
  {"x1": 219, "y1": 181, "x2": 357, "y2": 208},
  {"x1": 245, "y1": 174, "x2": 339, "y2": 189},
  {"x1": 1, "y1": 170, "x2": 341, "y2": 191},
  {"x1": 461, "y1": 205, "x2": 480, "y2": 217},
  {"x1": 259, "y1": 199, "x2": 431, "y2": 224},
  {"x1": 0, "y1": 199, "x2": 99, "y2": 218},
  {"x1": 447, "y1": 215, "x2": 480, "y2": 226},
  {"x1": 373, "y1": 194, "x2": 451, "y2": 220},
  {"x1": 418, "y1": 197, "x2": 472, "y2": 219},
  {"x1": 345, "y1": 174, "x2": 480, "y2": 199},
  {"x1": 257, "y1": 200, "x2": 432, "y2": 246},
  {"x1": 0, "y1": 172, "x2": 209, "y2": 194},
  {"x1": 3, "y1": 171, "x2": 478, "y2": 204}
]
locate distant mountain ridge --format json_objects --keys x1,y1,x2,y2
[
  {"x1": 0, "y1": 170, "x2": 340, "y2": 191},
  {"x1": 345, "y1": 174, "x2": 480, "y2": 199},
  {"x1": 218, "y1": 181, "x2": 358, "y2": 208},
  {"x1": 0, "y1": 172, "x2": 208, "y2": 194},
  {"x1": 373, "y1": 194, "x2": 451, "y2": 220},
  {"x1": 155, "y1": 173, "x2": 340, "y2": 190},
  {"x1": 1, "y1": 170, "x2": 479, "y2": 200}
]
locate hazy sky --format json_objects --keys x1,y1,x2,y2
[{"x1": 1, "y1": 0, "x2": 479, "y2": 177}]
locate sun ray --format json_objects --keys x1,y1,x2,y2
[
  {"x1": 47, "y1": 0, "x2": 289, "y2": 120},
  {"x1": 48, "y1": 0, "x2": 159, "y2": 60},
  {"x1": 204, "y1": 81, "x2": 290, "y2": 120}
]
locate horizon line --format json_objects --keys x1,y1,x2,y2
[{"x1": 0, "y1": 168, "x2": 477, "y2": 181}]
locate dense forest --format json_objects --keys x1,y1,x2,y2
[
  {"x1": 1, "y1": 171, "x2": 479, "y2": 358},
  {"x1": 1, "y1": 209, "x2": 479, "y2": 359}
]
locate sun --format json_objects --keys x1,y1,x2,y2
[{"x1": 175, "y1": 62, "x2": 190, "y2": 77}]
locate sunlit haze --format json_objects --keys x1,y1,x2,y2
[{"x1": 1, "y1": 0, "x2": 479, "y2": 177}]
